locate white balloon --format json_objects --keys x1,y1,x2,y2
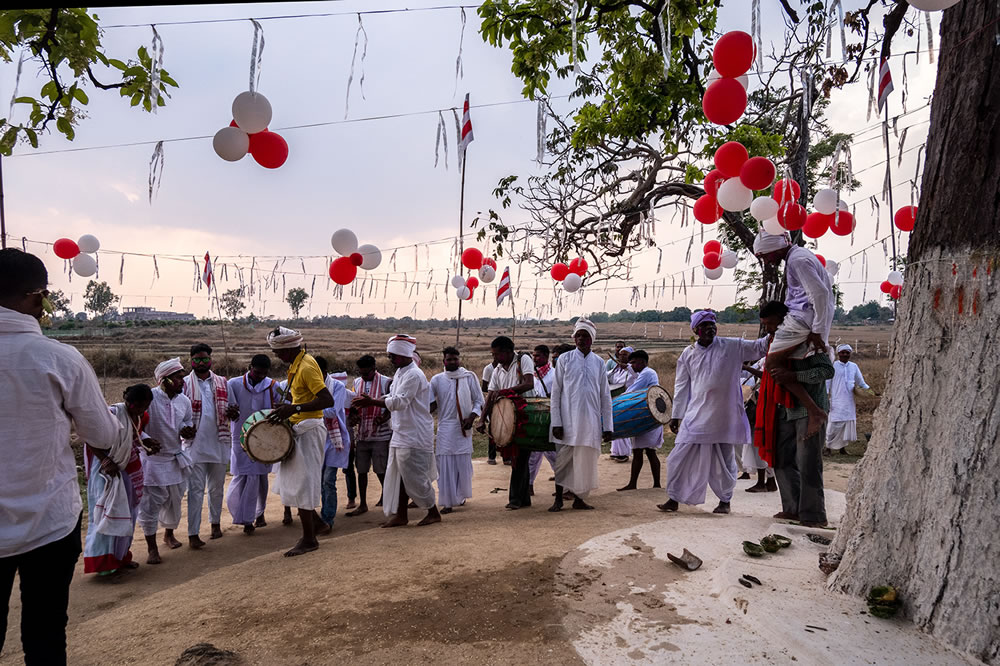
[
  {"x1": 750, "y1": 196, "x2": 779, "y2": 222},
  {"x1": 330, "y1": 229, "x2": 359, "y2": 256},
  {"x1": 826, "y1": 259, "x2": 840, "y2": 277},
  {"x1": 720, "y1": 250, "x2": 739, "y2": 269},
  {"x1": 762, "y1": 216, "x2": 785, "y2": 235},
  {"x1": 213, "y1": 126, "x2": 249, "y2": 162},
  {"x1": 72, "y1": 254, "x2": 97, "y2": 277},
  {"x1": 888, "y1": 270, "x2": 904, "y2": 286},
  {"x1": 357, "y1": 244, "x2": 382, "y2": 270},
  {"x1": 907, "y1": 0, "x2": 960, "y2": 10},
  {"x1": 231, "y1": 91, "x2": 272, "y2": 134},
  {"x1": 707, "y1": 70, "x2": 749, "y2": 89},
  {"x1": 479, "y1": 265, "x2": 496, "y2": 283},
  {"x1": 451, "y1": 275, "x2": 467, "y2": 289},
  {"x1": 838, "y1": 199, "x2": 850, "y2": 212},
  {"x1": 77, "y1": 234, "x2": 100, "y2": 253},
  {"x1": 563, "y1": 273, "x2": 583, "y2": 293},
  {"x1": 456, "y1": 286, "x2": 471, "y2": 300},
  {"x1": 704, "y1": 266, "x2": 724, "y2": 280},
  {"x1": 717, "y1": 179, "x2": 753, "y2": 212},
  {"x1": 813, "y1": 188, "x2": 840, "y2": 215}
]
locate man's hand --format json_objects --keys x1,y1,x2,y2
[
  {"x1": 602, "y1": 431, "x2": 614, "y2": 442},
  {"x1": 462, "y1": 416, "x2": 476, "y2": 431},
  {"x1": 552, "y1": 426, "x2": 564, "y2": 441},
  {"x1": 769, "y1": 367, "x2": 795, "y2": 384},
  {"x1": 268, "y1": 404, "x2": 298, "y2": 422},
  {"x1": 179, "y1": 426, "x2": 197, "y2": 440},
  {"x1": 669, "y1": 419, "x2": 680, "y2": 434},
  {"x1": 100, "y1": 458, "x2": 120, "y2": 477},
  {"x1": 806, "y1": 332, "x2": 828, "y2": 354},
  {"x1": 353, "y1": 395, "x2": 376, "y2": 409},
  {"x1": 142, "y1": 437, "x2": 162, "y2": 455},
  {"x1": 226, "y1": 405, "x2": 241, "y2": 421}
]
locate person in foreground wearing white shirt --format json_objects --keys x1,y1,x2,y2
[
  {"x1": 430, "y1": 347, "x2": 484, "y2": 513},
  {"x1": 0, "y1": 249, "x2": 122, "y2": 664},
  {"x1": 615, "y1": 350, "x2": 663, "y2": 491},
  {"x1": 825, "y1": 344, "x2": 871, "y2": 455},
  {"x1": 355, "y1": 335, "x2": 441, "y2": 527}
]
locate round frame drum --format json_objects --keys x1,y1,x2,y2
[
  {"x1": 489, "y1": 397, "x2": 555, "y2": 452},
  {"x1": 611, "y1": 386, "x2": 672, "y2": 439},
  {"x1": 240, "y1": 409, "x2": 295, "y2": 464}
]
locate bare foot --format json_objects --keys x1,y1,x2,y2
[
  {"x1": 765, "y1": 478, "x2": 778, "y2": 492},
  {"x1": 548, "y1": 502, "x2": 563, "y2": 512},
  {"x1": 282, "y1": 510, "x2": 294, "y2": 526},
  {"x1": 745, "y1": 483, "x2": 768, "y2": 493},
  {"x1": 657, "y1": 499, "x2": 679, "y2": 512},
  {"x1": 440, "y1": 507, "x2": 453, "y2": 514},
  {"x1": 652, "y1": 482, "x2": 662, "y2": 488},
  {"x1": 146, "y1": 549, "x2": 162, "y2": 565},
  {"x1": 572, "y1": 498, "x2": 595, "y2": 510},
  {"x1": 316, "y1": 522, "x2": 332, "y2": 536},
  {"x1": 800, "y1": 520, "x2": 829, "y2": 528},
  {"x1": 738, "y1": 472, "x2": 751, "y2": 480},
  {"x1": 163, "y1": 532, "x2": 182, "y2": 549},
  {"x1": 712, "y1": 501, "x2": 731, "y2": 514},
  {"x1": 346, "y1": 505, "x2": 368, "y2": 517},
  {"x1": 346, "y1": 499, "x2": 357, "y2": 510},
  {"x1": 254, "y1": 515, "x2": 268, "y2": 528},
  {"x1": 505, "y1": 503, "x2": 521, "y2": 510},
  {"x1": 375, "y1": 499, "x2": 384, "y2": 508},
  {"x1": 210, "y1": 524, "x2": 224, "y2": 539},
  {"x1": 407, "y1": 500, "x2": 418, "y2": 509},
  {"x1": 188, "y1": 536, "x2": 206, "y2": 549},
  {"x1": 243, "y1": 524, "x2": 255, "y2": 535},
  {"x1": 773, "y1": 511, "x2": 799, "y2": 521},
  {"x1": 417, "y1": 508, "x2": 441, "y2": 526},
  {"x1": 381, "y1": 514, "x2": 408, "y2": 528},
  {"x1": 617, "y1": 485, "x2": 637, "y2": 492},
  {"x1": 283, "y1": 539, "x2": 319, "y2": 557}
]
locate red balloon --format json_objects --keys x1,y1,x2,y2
[
  {"x1": 829, "y1": 210, "x2": 855, "y2": 236},
  {"x1": 551, "y1": 263, "x2": 570, "y2": 281},
  {"x1": 814, "y1": 253, "x2": 827, "y2": 267},
  {"x1": 703, "y1": 251, "x2": 722, "y2": 270},
  {"x1": 802, "y1": 212, "x2": 832, "y2": 239},
  {"x1": 714, "y1": 141, "x2": 749, "y2": 178},
  {"x1": 53, "y1": 238, "x2": 80, "y2": 260},
  {"x1": 568, "y1": 257, "x2": 588, "y2": 275},
  {"x1": 329, "y1": 256, "x2": 357, "y2": 285},
  {"x1": 465, "y1": 276, "x2": 480, "y2": 290},
  {"x1": 772, "y1": 179, "x2": 801, "y2": 204},
  {"x1": 713, "y1": 31, "x2": 754, "y2": 78},
  {"x1": 703, "y1": 240, "x2": 722, "y2": 255},
  {"x1": 461, "y1": 247, "x2": 483, "y2": 270},
  {"x1": 880, "y1": 280, "x2": 893, "y2": 294},
  {"x1": 229, "y1": 119, "x2": 240, "y2": 128},
  {"x1": 703, "y1": 169, "x2": 727, "y2": 197},
  {"x1": 740, "y1": 157, "x2": 776, "y2": 191},
  {"x1": 777, "y1": 203, "x2": 807, "y2": 231},
  {"x1": 702, "y1": 78, "x2": 747, "y2": 125},
  {"x1": 349, "y1": 252, "x2": 364, "y2": 266},
  {"x1": 694, "y1": 194, "x2": 722, "y2": 224},
  {"x1": 894, "y1": 205, "x2": 917, "y2": 232},
  {"x1": 889, "y1": 284, "x2": 903, "y2": 300},
  {"x1": 249, "y1": 130, "x2": 288, "y2": 169},
  {"x1": 482, "y1": 257, "x2": 497, "y2": 269}
]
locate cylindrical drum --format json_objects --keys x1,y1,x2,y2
[
  {"x1": 241, "y1": 409, "x2": 295, "y2": 464},
  {"x1": 489, "y1": 397, "x2": 555, "y2": 452},
  {"x1": 611, "y1": 386, "x2": 672, "y2": 439}
]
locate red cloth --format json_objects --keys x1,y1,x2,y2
[
  {"x1": 753, "y1": 371, "x2": 791, "y2": 467},
  {"x1": 184, "y1": 372, "x2": 230, "y2": 441}
]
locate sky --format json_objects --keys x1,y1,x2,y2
[{"x1": 1, "y1": 2, "x2": 939, "y2": 320}]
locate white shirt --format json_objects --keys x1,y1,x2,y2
[
  {"x1": 533, "y1": 366, "x2": 554, "y2": 398},
  {"x1": 0, "y1": 306, "x2": 122, "y2": 557},
  {"x1": 608, "y1": 363, "x2": 637, "y2": 390},
  {"x1": 143, "y1": 387, "x2": 194, "y2": 486},
  {"x1": 672, "y1": 336, "x2": 769, "y2": 445},
  {"x1": 628, "y1": 366, "x2": 660, "y2": 393},
  {"x1": 827, "y1": 360, "x2": 870, "y2": 422},
  {"x1": 430, "y1": 370, "x2": 485, "y2": 455},
  {"x1": 384, "y1": 362, "x2": 435, "y2": 451},
  {"x1": 487, "y1": 354, "x2": 536, "y2": 397},
  {"x1": 185, "y1": 375, "x2": 229, "y2": 464},
  {"x1": 227, "y1": 373, "x2": 279, "y2": 475},
  {"x1": 481, "y1": 363, "x2": 495, "y2": 386},
  {"x1": 549, "y1": 349, "x2": 614, "y2": 449},
  {"x1": 785, "y1": 245, "x2": 835, "y2": 338}
]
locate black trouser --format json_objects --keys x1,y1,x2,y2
[
  {"x1": 488, "y1": 440, "x2": 497, "y2": 461},
  {"x1": 344, "y1": 442, "x2": 357, "y2": 501},
  {"x1": 508, "y1": 448, "x2": 533, "y2": 507},
  {"x1": 1, "y1": 514, "x2": 82, "y2": 665}
]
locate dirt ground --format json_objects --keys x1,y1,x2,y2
[{"x1": 1, "y1": 454, "x2": 856, "y2": 665}]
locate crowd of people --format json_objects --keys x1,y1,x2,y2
[{"x1": 0, "y1": 231, "x2": 875, "y2": 663}]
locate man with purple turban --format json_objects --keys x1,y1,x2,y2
[{"x1": 658, "y1": 310, "x2": 770, "y2": 514}]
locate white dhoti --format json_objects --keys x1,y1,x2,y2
[
  {"x1": 825, "y1": 420, "x2": 857, "y2": 450},
  {"x1": 383, "y1": 447, "x2": 439, "y2": 516},
  {"x1": 767, "y1": 312, "x2": 814, "y2": 359},
  {"x1": 436, "y1": 453, "x2": 472, "y2": 509},
  {"x1": 274, "y1": 419, "x2": 326, "y2": 510},
  {"x1": 741, "y1": 442, "x2": 774, "y2": 477},
  {"x1": 554, "y1": 445, "x2": 600, "y2": 498},
  {"x1": 665, "y1": 442, "x2": 737, "y2": 505},
  {"x1": 138, "y1": 483, "x2": 184, "y2": 536},
  {"x1": 610, "y1": 437, "x2": 632, "y2": 456},
  {"x1": 632, "y1": 426, "x2": 663, "y2": 450}
]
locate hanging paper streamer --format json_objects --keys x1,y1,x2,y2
[
  {"x1": 248, "y1": 19, "x2": 265, "y2": 94},
  {"x1": 454, "y1": 8, "x2": 466, "y2": 96},
  {"x1": 656, "y1": 1, "x2": 671, "y2": 79},
  {"x1": 925, "y1": 12, "x2": 935, "y2": 64},
  {"x1": 8, "y1": 49, "x2": 26, "y2": 120},
  {"x1": 536, "y1": 97, "x2": 547, "y2": 165},
  {"x1": 344, "y1": 14, "x2": 369, "y2": 119},
  {"x1": 147, "y1": 140, "x2": 164, "y2": 203},
  {"x1": 149, "y1": 25, "x2": 165, "y2": 113},
  {"x1": 832, "y1": 0, "x2": 846, "y2": 62},
  {"x1": 153, "y1": 255, "x2": 160, "y2": 280},
  {"x1": 119, "y1": 256, "x2": 125, "y2": 285},
  {"x1": 569, "y1": 0, "x2": 581, "y2": 74},
  {"x1": 750, "y1": 0, "x2": 763, "y2": 70},
  {"x1": 434, "y1": 111, "x2": 449, "y2": 169},
  {"x1": 866, "y1": 65, "x2": 877, "y2": 121},
  {"x1": 897, "y1": 127, "x2": 908, "y2": 165}
]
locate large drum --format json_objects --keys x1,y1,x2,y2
[
  {"x1": 240, "y1": 409, "x2": 295, "y2": 464},
  {"x1": 611, "y1": 386, "x2": 672, "y2": 439},
  {"x1": 489, "y1": 397, "x2": 555, "y2": 452}
]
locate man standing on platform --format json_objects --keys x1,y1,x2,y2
[
  {"x1": 347, "y1": 355, "x2": 392, "y2": 516},
  {"x1": 549, "y1": 318, "x2": 614, "y2": 511},
  {"x1": 429, "y1": 347, "x2": 484, "y2": 513}
]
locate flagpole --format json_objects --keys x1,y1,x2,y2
[
  {"x1": 206, "y1": 257, "x2": 231, "y2": 371},
  {"x1": 510, "y1": 286, "x2": 516, "y2": 339},
  {"x1": 883, "y1": 104, "x2": 898, "y2": 271},
  {"x1": 456, "y1": 154, "x2": 467, "y2": 346}
]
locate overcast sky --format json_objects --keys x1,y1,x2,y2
[{"x1": 1, "y1": 2, "x2": 937, "y2": 320}]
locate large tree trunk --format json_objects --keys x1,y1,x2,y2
[{"x1": 829, "y1": 2, "x2": 1000, "y2": 663}]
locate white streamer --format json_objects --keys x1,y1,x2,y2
[
  {"x1": 454, "y1": 8, "x2": 466, "y2": 96},
  {"x1": 570, "y1": 0, "x2": 581, "y2": 74},
  {"x1": 8, "y1": 49, "x2": 26, "y2": 120},
  {"x1": 147, "y1": 140, "x2": 164, "y2": 204},
  {"x1": 657, "y1": 2, "x2": 671, "y2": 79},
  {"x1": 248, "y1": 19, "x2": 264, "y2": 95},
  {"x1": 149, "y1": 25, "x2": 165, "y2": 113},
  {"x1": 751, "y1": 0, "x2": 763, "y2": 69},
  {"x1": 344, "y1": 14, "x2": 368, "y2": 119},
  {"x1": 536, "y1": 97, "x2": 547, "y2": 165},
  {"x1": 434, "y1": 111, "x2": 449, "y2": 169}
]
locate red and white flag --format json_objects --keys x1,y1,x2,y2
[
  {"x1": 202, "y1": 252, "x2": 214, "y2": 289},
  {"x1": 496, "y1": 266, "x2": 511, "y2": 306},
  {"x1": 459, "y1": 93, "x2": 474, "y2": 165},
  {"x1": 876, "y1": 58, "x2": 894, "y2": 113}
]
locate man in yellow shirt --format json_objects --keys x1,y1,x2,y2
[{"x1": 266, "y1": 327, "x2": 333, "y2": 557}]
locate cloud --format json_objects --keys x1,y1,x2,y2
[{"x1": 110, "y1": 182, "x2": 140, "y2": 203}]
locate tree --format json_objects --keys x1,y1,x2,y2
[
  {"x1": 286, "y1": 288, "x2": 308, "y2": 318},
  {"x1": 47, "y1": 289, "x2": 73, "y2": 318},
  {"x1": 83, "y1": 280, "x2": 118, "y2": 320},
  {"x1": 220, "y1": 287, "x2": 246, "y2": 321},
  {"x1": 830, "y1": 3, "x2": 1000, "y2": 662},
  {"x1": 0, "y1": 8, "x2": 179, "y2": 154}
]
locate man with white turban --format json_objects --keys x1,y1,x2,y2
[
  {"x1": 429, "y1": 346, "x2": 484, "y2": 513},
  {"x1": 606, "y1": 345, "x2": 637, "y2": 462},
  {"x1": 549, "y1": 317, "x2": 614, "y2": 511},
  {"x1": 139, "y1": 358, "x2": 195, "y2": 564},
  {"x1": 265, "y1": 327, "x2": 334, "y2": 557},
  {"x1": 354, "y1": 335, "x2": 441, "y2": 527},
  {"x1": 825, "y1": 344, "x2": 871, "y2": 455},
  {"x1": 658, "y1": 310, "x2": 770, "y2": 515}
]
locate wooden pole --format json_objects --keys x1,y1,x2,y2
[
  {"x1": 884, "y1": 104, "x2": 899, "y2": 270},
  {"x1": 456, "y1": 156, "x2": 467, "y2": 346},
  {"x1": 211, "y1": 279, "x2": 231, "y2": 371},
  {"x1": 0, "y1": 154, "x2": 7, "y2": 249},
  {"x1": 510, "y1": 287, "x2": 516, "y2": 339}
]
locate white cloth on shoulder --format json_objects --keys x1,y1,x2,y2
[{"x1": 92, "y1": 472, "x2": 133, "y2": 537}]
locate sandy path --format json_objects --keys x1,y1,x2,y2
[{"x1": 2, "y1": 456, "x2": 857, "y2": 665}]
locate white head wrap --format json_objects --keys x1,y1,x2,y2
[
  {"x1": 154, "y1": 357, "x2": 184, "y2": 383},
  {"x1": 574, "y1": 317, "x2": 597, "y2": 342},
  {"x1": 330, "y1": 371, "x2": 349, "y2": 384},
  {"x1": 836, "y1": 344, "x2": 852, "y2": 353},
  {"x1": 386, "y1": 334, "x2": 417, "y2": 358},
  {"x1": 267, "y1": 326, "x2": 303, "y2": 350},
  {"x1": 753, "y1": 231, "x2": 791, "y2": 255},
  {"x1": 621, "y1": 346, "x2": 634, "y2": 355}
]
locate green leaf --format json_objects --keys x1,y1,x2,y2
[
  {"x1": 56, "y1": 117, "x2": 75, "y2": 140},
  {"x1": 95, "y1": 51, "x2": 109, "y2": 66},
  {"x1": 159, "y1": 73, "x2": 178, "y2": 87},
  {"x1": 108, "y1": 58, "x2": 127, "y2": 71},
  {"x1": 123, "y1": 66, "x2": 145, "y2": 78},
  {"x1": 142, "y1": 97, "x2": 151, "y2": 112},
  {"x1": 40, "y1": 80, "x2": 56, "y2": 100},
  {"x1": 73, "y1": 88, "x2": 89, "y2": 104},
  {"x1": 13, "y1": 96, "x2": 34, "y2": 105},
  {"x1": 130, "y1": 92, "x2": 142, "y2": 107},
  {"x1": 137, "y1": 46, "x2": 151, "y2": 68},
  {"x1": 24, "y1": 128, "x2": 38, "y2": 148}
]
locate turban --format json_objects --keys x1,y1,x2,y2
[
  {"x1": 330, "y1": 371, "x2": 349, "y2": 384},
  {"x1": 267, "y1": 326, "x2": 303, "y2": 350},
  {"x1": 690, "y1": 309, "x2": 717, "y2": 332},
  {"x1": 836, "y1": 344, "x2": 853, "y2": 353},
  {"x1": 574, "y1": 317, "x2": 597, "y2": 342},
  {"x1": 412, "y1": 351, "x2": 422, "y2": 367},
  {"x1": 621, "y1": 346, "x2": 634, "y2": 355},
  {"x1": 386, "y1": 334, "x2": 417, "y2": 358},
  {"x1": 753, "y1": 231, "x2": 791, "y2": 255},
  {"x1": 154, "y1": 357, "x2": 184, "y2": 383}
]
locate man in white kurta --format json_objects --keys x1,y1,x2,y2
[
  {"x1": 529, "y1": 345, "x2": 557, "y2": 492},
  {"x1": 430, "y1": 347, "x2": 484, "y2": 512},
  {"x1": 549, "y1": 318, "x2": 614, "y2": 511},
  {"x1": 616, "y1": 350, "x2": 663, "y2": 490},
  {"x1": 660, "y1": 311, "x2": 769, "y2": 514},
  {"x1": 825, "y1": 344, "x2": 871, "y2": 453}
]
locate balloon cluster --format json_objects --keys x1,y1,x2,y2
[
  {"x1": 696, "y1": 141, "x2": 782, "y2": 225},
  {"x1": 880, "y1": 270, "x2": 904, "y2": 300},
  {"x1": 452, "y1": 251, "x2": 497, "y2": 300},
  {"x1": 328, "y1": 229, "x2": 382, "y2": 285},
  {"x1": 550, "y1": 258, "x2": 588, "y2": 293},
  {"x1": 213, "y1": 92, "x2": 289, "y2": 169},
  {"x1": 702, "y1": 31, "x2": 754, "y2": 125},
  {"x1": 701, "y1": 240, "x2": 738, "y2": 281},
  {"x1": 53, "y1": 234, "x2": 101, "y2": 277},
  {"x1": 894, "y1": 206, "x2": 917, "y2": 232}
]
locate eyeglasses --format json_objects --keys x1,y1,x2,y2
[{"x1": 191, "y1": 357, "x2": 212, "y2": 364}]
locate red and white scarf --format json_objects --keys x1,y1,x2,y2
[
  {"x1": 184, "y1": 371, "x2": 230, "y2": 441},
  {"x1": 354, "y1": 373, "x2": 386, "y2": 440}
]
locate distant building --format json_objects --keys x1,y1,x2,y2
[{"x1": 117, "y1": 306, "x2": 195, "y2": 322}]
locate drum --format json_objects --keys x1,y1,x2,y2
[
  {"x1": 609, "y1": 384, "x2": 627, "y2": 398},
  {"x1": 240, "y1": 410, "x2": 295, "y2": 464},
  {"x1": 611, "y1": 386, "x2": 672, "y2": 439},
  {"x1": 489, "y1": 397, "x2": 555, "y2": 452}
]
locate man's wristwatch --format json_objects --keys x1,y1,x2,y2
[{"x1": 295, "y1": 405, "x2": 302, "y2": 413}]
